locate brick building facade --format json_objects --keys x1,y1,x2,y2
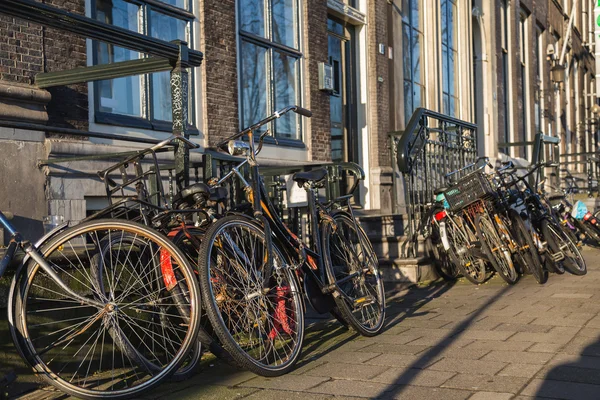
[{"x1": 0, "y1": 0, "x2": 596, "y2": 240}]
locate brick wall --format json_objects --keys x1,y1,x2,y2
[
  {"x1": 0, "y1": 0, "x2": 88, "y2": 130},
  {"x1": 304, "y1": 0, "x2": 330, "y2": 162},
  {"x1": 199, "y1": 0, "x2": 239, "y2": 146},
  {"x1": 368, "y1": 0, "x2": 390, "y2": 167}
]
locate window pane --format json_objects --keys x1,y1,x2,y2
[
  {"x1": 441, "y1": 0, "x2": 447, "y2": 43},
  {"x1": 327, "y1": 19, "x2": 344, "y2": 36},
  {"x1": 241, "y1": 41, "x2": 268, "y2": 130},
  {"x1": 411, "y1": 0, "x2": 420, "y2": 31},
  {"x1": 272, "y1": 0, "x2": 297, "y2": 48},
  {"x1": 448, "y1": 50, "x2": 455, "y2": 96},
  {"x1": 239, "y1": 0, "x2": 265, "y2": 37},
  {"x1": 273, "y1": 52, "x2": 299, "y2": 139},
  {"x1": 402, "y1": 0, "x2": 410, "y2": 24},
  {"x1": 159, "y1": 0, "x2": 189, "y2": 10},
  {"x1": 442, "y1": 44, "x2": 449, "y2": 94},
  {"x1": 402, "y1": 24, "x2": 411, "y2": 80},
  {"x1": 412, "y1": 32, "x2": 421, "y2": 84},
  {"x1": 149, "y1": 11, "x2": 188, "y2": 121},
  {"x1": 404, "y1": 80, "x2": 413, "y2": 119},
  {"x1": 95, "y1": 0, "x2": 141, "y2": 117}
]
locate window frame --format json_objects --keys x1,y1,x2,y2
[
  {"x1": 401, "y1": 0, "x2": 424, "y2": 122},
  {"x1": 236, "y1": 0, "x2": 305, "y2": 148},
  {"x1": 519, "y1": 10, "x2": 530, "y2": 158},
  {"x1": 440, "y1": 0, "x2": 459, "y2": 118},
  {"x1": 90, "y1": 0, "x2": 198, "y2": 134}
]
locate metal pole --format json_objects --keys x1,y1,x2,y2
[{"x1": 171, "y1": 40, "x2": 190, "y2": 190}]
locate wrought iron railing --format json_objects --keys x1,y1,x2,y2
[{"x1": 390, "y1": 108, "x2": 478, "y2": 257}]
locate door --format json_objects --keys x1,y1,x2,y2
[{"x1": 328, "y1": 17, "x2": 357, "y2": 164}]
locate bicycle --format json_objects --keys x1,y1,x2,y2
[
  {"x1": 196, "y1": 105, "x2": 386, "y2": 376},
  {"x1": 1, "y1": 207, "x2": 201, "y2": 398}
]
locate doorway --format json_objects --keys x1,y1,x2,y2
[{"x1": 328, "y1": 17, "x2": 358, "y2": 164}]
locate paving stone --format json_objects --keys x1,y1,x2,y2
[
  {"x1": 382, "y1": 385, "x2": 472, "y2": 400},
  {"x1": 432, "y1": 346, "x2": 492, "y2": 360},
  {"x1": 521, "y1": 378, "x2": 600, "y2": 400},
  {"x1": 151, "y1": 384, "x2": 258, "y2": 400},
  {"x1": 458, "y1": 330, "x2": 516, "y2": 341},
  {"x1": 358, "y1": 333, "x2": 425, "y2": 346},
  {"x1": 508, "y1": 327, "x2": 580, "y2": 344},
  {"x1": 481, "y1": 350, "x2": 554, "y2": 365},
  {"x1": 574, "y1": 328, "x2": 600, "y2": 339},
  {"x1": 441, "y1": 373, "x2": 529, "y2": 393},
  {"x1": 406, "y1": 336, "x2": 474, "y2": 347},
  {"x1": 545, "y1": 353, "x2": 600, "y2": 370},
  {"x1": 307, "y1": 379, "x2": 390, "y2": 398},
  {"x1": 303, "y1": 362, "x2": 388, "y2": 380},
  {"x1": 536, "y1": 365, "x2": 600, "y2": 386},
  {"x1": 468, "y1": 392, "x2": 514, "y2": 400},
  {"x1": 318, "y1": 350, "x2": 380, "y2": 364},
  {"x1": 358, "y1": 343, "x2": 431, "y2": 355},
  {"x1": 369, "y1": 367, "x2": 455, "y2": 387},
  {"x1": 551, "y1": 293, "x2": 594, "y2": 299},
  {"x1": 461, "y1": 340, "x2": 534, "y2": 352},
  {"x1": 363, "y1": 353, "x2": 442, "y2": 369},
  {"x1": 493, "y1": 323, "x2": 552, "y2": 333},
  {"x1": 527, "y1": 342, "x2": 565, "y2": 353},
  {"x1": 425, "y1": 358, "x2": 507, "y2": 375},
  {"x1": 242, "y1": 390, "x2": 334, "y2": 400},
  {"x1": 239, "y1": 375, "x2": 330, "y2": 391},
  {"x1": 497, "y1": 363, "x2": 544, "y2": 379}
]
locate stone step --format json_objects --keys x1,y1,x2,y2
[{"x1": 378, "y1": 257, "x2": 437, "y2": 284}]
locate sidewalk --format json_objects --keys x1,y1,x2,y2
[{"x1": 8, "y1": 248, "x2": 600, "y2": 400}]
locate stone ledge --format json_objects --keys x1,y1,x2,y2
[{"x1": 0, "y1": 82, "x2": 51, "y2": 125}]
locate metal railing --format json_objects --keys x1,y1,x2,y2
[{"x1": 390, "y1": 108, "x2": 478, "y2": 257}]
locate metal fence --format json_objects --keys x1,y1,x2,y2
[{"x1": 390, "y1": 108, "x2": 478, "y2": 257}]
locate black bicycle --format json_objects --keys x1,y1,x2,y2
[{"x1": 196, "y1": 106, "x2": 386, "y2": 376}]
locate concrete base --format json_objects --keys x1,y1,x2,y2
[{"x1": 379, "y1": 257, "x2": 439, "y2": 284}]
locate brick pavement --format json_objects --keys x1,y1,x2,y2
[{"x1": 7, "y1": 248, "x2": 600, "y2": 399}]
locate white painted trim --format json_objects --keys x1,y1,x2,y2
[{"x1": 356, "y1": 0, "x2": 370, "y2": 209}]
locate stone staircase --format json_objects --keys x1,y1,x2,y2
[{"x1": 356, "y1": 212, "x2": 438, "y2": 284}]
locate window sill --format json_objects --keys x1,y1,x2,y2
[
  {"x1": 256, "y1": 135, "x2": 306, "y2": 149},
  {"x1": 95, "y1": 112, "x2": 200, "y2": 136}
]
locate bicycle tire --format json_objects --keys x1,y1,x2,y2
[
  {"x1": 577, "y1": 220, "x2": 600, "y2": 247},
  {"x1": 541, "y1": 219, "x2": 587, "y2": 276},
  {"x1": 87, "y1": 232, "x2": 203, "y2": 381},
  {"x1": 198, "y1": 215, "x2": 305, "y2": 376},
  {"x1": 426, "y1": 233, "x2": 460, "y2": 281},
  {"x1": 321, "y1": 212, "x2": 385, "y2": 337},
  {"x1": 508, "y1": 211, "x2": 547, "y2": 284},
  {"x1": 169, "y1": 227, "x2": 239, "y2": 368},
  {"x1": 446, "y1": 217, "x2": 487, "y2": 284},
  {"x1": 10, "y1": 219, "x2": 201, "y2": 400},
  {"x1": 475, "y1": 213, "x2": 519, "y2": 284}
]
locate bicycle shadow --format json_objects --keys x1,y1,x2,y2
[{"x1": 375, "y1": 282, "x2": 512, "y2": 399}]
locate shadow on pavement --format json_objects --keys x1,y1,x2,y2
[{"x1": 376, "y1": 282, "x2": 512, "y2": 399}]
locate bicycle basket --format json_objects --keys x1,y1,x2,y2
[{"x1": 443, "y1": 171, "x2": 495, "y2": 212}]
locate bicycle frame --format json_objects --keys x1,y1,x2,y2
[{"x1": 0, "y1": 211, "x2": 104, "y2": 308}]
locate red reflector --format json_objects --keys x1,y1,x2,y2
[
  {"x1": 160, "y1": 249, "x2": 177, "y2": 291},
  {"x1": 434, "y1": 211, "x2": 447, "y2": 221},
  {"x1": 584, "y1": 212, "x2": 593, "y2": 221}
]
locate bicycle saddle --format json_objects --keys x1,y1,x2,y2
[
  {"x1": 293, "y1": 168, "x2": 328, "y2": 187},
  {"x1": 173, "y1": 182, "x2": 212, "y2": 207},
  {"x1": 434, "y1": 187, "x2": 448, "y2": 196}
]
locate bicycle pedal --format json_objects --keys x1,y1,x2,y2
[{"x1": 353, "y1": 296, "x2": 375, "y2": 307}]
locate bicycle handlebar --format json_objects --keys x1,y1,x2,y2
[
  {"x1": 150, "y1": 135, "x2": 200, "y2": 152},
  {"x1": 445, "y1": 156, "x2": 491, "y2": 179},
  {"x1": 215, "y1": 105, "x2": 312, "y2": 151}
]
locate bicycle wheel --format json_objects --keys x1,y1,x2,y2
[
  {"x1": 198, "y1": 215, "x2": 305, "y2": 376},
  {"x1": 541, "y1": 219, "x2": 587, "y2": 276},
  {"x1": 576, "y1": 220, "x2": 600, "y2": 247},
  {"x1": 10, "y1": 219, "x2": 201, "y2": 399},
  {"x1": 426, "y1": 228, "x2": 460, "y2": 281},
  {"x1": 321, "y1": 212, "x2": 385, "y2": 337},
  {"x1": 87, "y1": 231, "x2": 203, "y2": 382},
  {"x1": 445, "y1": 218, "x2": 487, "y2": 284},
  {"x1": 169, "y1": 228, "x2": 238, "y2": 369},
  {"x1": 509, "y1": 211, "x2": 547, "y2": 284},
  {"x1": 475, "y1": 213, "x2": 519, "y2": 284}
]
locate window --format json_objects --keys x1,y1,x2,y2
[
  {"x1": 535, "y1": 27, "x2": 544, "y2": 134},
  {"x1": 519, "y1": 11, "x2": 530, "y2": 158},
  {"x1": 500, "y1": 0, "x2": 510, "y2": 153},
  {"x1": 402, "y1": 0, "x2": 424, "y2": 121},
  {"x1": 238, "y1": 0, "x2": 303, "y2": 142},
  {"x1": 93, "y1": 0, "x2": 194, "y2": 130},
  {"x1": 441, "y1": 0, "x2": 458, "y2": 117}
]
